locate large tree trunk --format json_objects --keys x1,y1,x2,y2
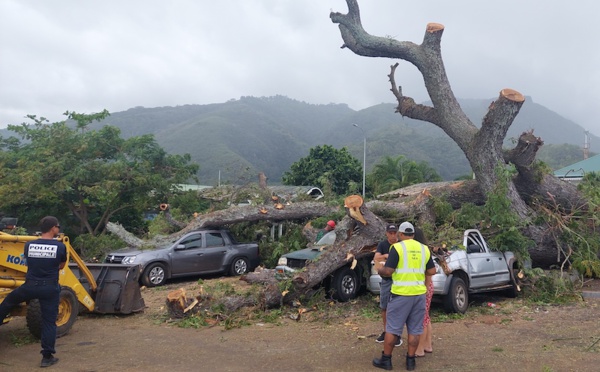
[
  {"x1": 330, "y1": 1, "x2": 588, "y2": 267},
  {"x1": 107, "y1": 201, "x2": 339, "y2": 249},
  {"x1": 291, "y1": 195, "x2": 384, "y2": 293},
  {"x1": 240, "y1": 195, "x2": 387, "y2": 308}
]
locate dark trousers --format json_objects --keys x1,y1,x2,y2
[{"x1": 0, "y1": 281, "x2": 60, "y2": 357}]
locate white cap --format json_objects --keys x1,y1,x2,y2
[{"x1": 398, "y1": 222, "x2": 415, "y2": 234}]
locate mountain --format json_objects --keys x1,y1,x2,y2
[{"x1": 2, "y1": 95, "x2": 596, "y2": 184}]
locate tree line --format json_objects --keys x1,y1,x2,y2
[{"x1": 0, "y1": 112, "x2": 439, "y2": 240}]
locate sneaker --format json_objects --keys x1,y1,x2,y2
[
  {"x1": 40, "y1": 357, "x2": 59, "y2": 368},
  {"x1": 375, "y1": 332, "x2": 403, "y2": 346}
]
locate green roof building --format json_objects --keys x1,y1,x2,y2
[{"x1": 554, "y1": 154, "x2": 600, "y2": 182}]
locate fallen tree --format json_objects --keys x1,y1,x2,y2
[
  {"x1": 106, "y1": 201, "x2": 339, "y2": 249},
  {"x1": 108, "y1": 1, "x2": 598, "y2": 315},
  {"x1": 239, "y1": 195, "x2": 386, "y2": 308}
]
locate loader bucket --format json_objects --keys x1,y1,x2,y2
[{"x1": 68, "y1": 263, "x2": 145, "y2": 314}]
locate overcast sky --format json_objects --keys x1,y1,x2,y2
[{"x1": 2, "y1": 0, "x2": 599, "y2": 140}]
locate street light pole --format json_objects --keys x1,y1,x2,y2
[{"x1": 353, "y1": 124, "x2": 366, "y2": 198}]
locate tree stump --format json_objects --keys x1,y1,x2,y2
[{"x1": 166, "y1": 288, "x2": 200, "y2": 318}]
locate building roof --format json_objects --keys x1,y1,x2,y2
[
  {"x1": 554, "y1": 154, "x2": 600, "y2": 179},
  {"x1": 268, "y1": 185, "x2": 324, "y2": 200}
]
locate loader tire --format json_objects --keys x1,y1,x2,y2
[{"x1": 27, "y1": 287, "x2": 78, "y2": 339}]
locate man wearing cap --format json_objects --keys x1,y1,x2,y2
[
  {"x1": 373, "y1": 224, "x2": 402, "y2": 347},
  {"x1": 0, "y1": 216, "x2": 67, "y2": 368},
  {"x1": 315, "y1": 220, "x2": 335, "y2": 242},
  {"x1": 372, "y1": 222, "x2": 436, "y2": 371}
]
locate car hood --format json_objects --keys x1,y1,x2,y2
[
  {"x1": 283, "y1": 246, "x2": 327, "y2": 261},
  {"x1": 107, "y1": 246, "x2": 166, "y2": 256}
]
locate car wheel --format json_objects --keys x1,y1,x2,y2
[
  {"x1": 330, "y1": 266, "x2": 358, "y2": 302},
  {"x1": 230, "y1": 257, "x2": 249, "y2": 276},
  {"x1": 27, "y1": 287, "x2": 78, "y2": 339},
  {"x1": 443, "y1": 277, "x2": 468, "y2": 313},
  {"x1": 142, "y1": 263, "x2": 167, "y2": 287}
]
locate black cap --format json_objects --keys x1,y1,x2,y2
[{"x1": 386, "y1": 224, "x2": 398, "y2": 232}]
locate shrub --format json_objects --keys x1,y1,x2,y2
[{"x1": 72, "y1": 233, "x2": 127, "y2": 262}]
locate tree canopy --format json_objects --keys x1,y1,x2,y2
[
  {"x1": 0, "y1": 111, "x2": 199, "y2": 235},
  {"x1": 282, "y1": 144, "x2": 361, "y2": 195},
  {"x1": 367, "y1": 155, "x2": 442, "y2": 195}
]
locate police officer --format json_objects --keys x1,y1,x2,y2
[
  {"x1": 372, "y1": 222, "x2": 436, "y2": 371},
  {"x1": 0, "y1": 216, "x2": 67, "y2": 368}
]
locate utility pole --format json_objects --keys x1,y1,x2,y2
[
  {"x1": 584, "y1": 130, "x2": 590, "y2": 160},
  {"x1": 352, "y1": 124, "x2": 366, "y2": 198}
]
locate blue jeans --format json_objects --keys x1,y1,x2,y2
[{"x1": 0, "y1": 281, "x2": 60, "y2": 357}]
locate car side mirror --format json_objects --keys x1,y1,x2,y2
[{"x1": 174, "y1": 244, "x2": 186, "y2": 251}]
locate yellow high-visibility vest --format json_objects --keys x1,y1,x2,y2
[{"x1": 390, "y1": 240, "x2": 430, "y2": 296}]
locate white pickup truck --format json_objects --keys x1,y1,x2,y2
[{"x1": 369, "y1": 229, "x2": 520, "y2": 313}]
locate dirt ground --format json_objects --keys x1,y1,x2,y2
[{"x1": 1, "y1": 277, "x2": 599, "y2": 372}]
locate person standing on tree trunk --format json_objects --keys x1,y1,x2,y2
[
  {"x1": 374, "y1": 224, "x2": 402, "y2": 347},
  {"x1": 0, "y1": 216, "x2": 67, "y2": 368},
  {"x1": 372, "y1": 222, "x2": 436, "y2": 371}
]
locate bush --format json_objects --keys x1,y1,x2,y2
[
  {"x1": 228, "y1": 221, "x2": 308, "y2": 268},
  {"x1": 72, "y1": 233, "x2": 127, "y2": 262},
  {"x1": 521, "y1": 269, "x2": 580, "y2": 304}
]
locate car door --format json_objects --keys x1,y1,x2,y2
[
  {"x1": 467, "y1": 251, "x2": 496, "y2": 288},
  {"x1": 465, "y1": 231, "x2": 495, "y2": 288},
  {"x1": 170, "y1": 232, "x2": 204, "y2": 275},
  {"x1": 489, "y1": 251, "x2": 511, "y2": 284},
  {"x1": 195, "y1": 231, "x2": 228, "y2": 272}
]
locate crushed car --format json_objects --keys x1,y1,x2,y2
[
  {"x1": 369, "y1": 229, "x2": 521, "y2": 313},
  {"x1": 275, "y1": 231, "x2": 377, "y2": 302}
]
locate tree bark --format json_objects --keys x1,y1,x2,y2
[
  {"x1": 237, "y1": 195, "x2": 390, "y2": 308},
  {"x1": 107, "y1": 202, "x2": 339, "y2": 249},
  {"x1": 290, "y1": 196, "x2": 385, "y2": 293}
]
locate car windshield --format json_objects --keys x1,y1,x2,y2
[{"x1": 315, "y1": 231, "x2": 336, "y2": 246}]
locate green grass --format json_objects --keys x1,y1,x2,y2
[
  {"x1": 430, "y1": 307, "x2": 466, "y2": 323},
  {"x1": 491, "y1": 346, "x2": 503, "y2": 352},
  {"x1": 9, "y1": 331, "x2": 37, "y2": 347},
  {"x1": 359, "y1": 302, "x2": 381, "y2": 319},
  {"x1": 177, "y1": 315, "x2": 209, "y2": 328}
]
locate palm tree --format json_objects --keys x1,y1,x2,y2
[{"x1": 367, "y1": 155, "x2": 441, "y2": 195}]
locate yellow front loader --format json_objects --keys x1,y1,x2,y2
[{"x1": 0, "y1": 231, "x2": 144, "y2": 338}]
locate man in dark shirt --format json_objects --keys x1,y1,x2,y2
[
  {"x1": 373, "y1": 224, "x2": 402, "y2": 347},
  {"x1": 0, "y1": 216, "x2": 67, "y2": 368}
]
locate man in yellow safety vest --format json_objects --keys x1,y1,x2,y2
[{"x1": 372, "y1": 222, "x2": 436, "y2": 371}]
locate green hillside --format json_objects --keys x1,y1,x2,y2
[{"x1": 3, "y1": 95, "x2": 593, "y2": 185}]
